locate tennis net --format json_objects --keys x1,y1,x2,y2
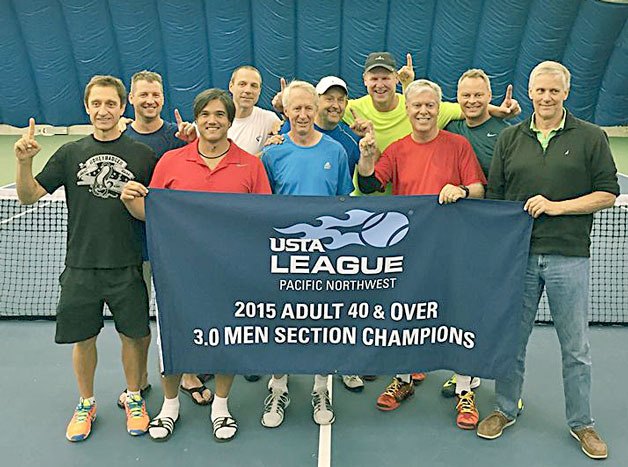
[{"x1": 1, "y1": 188, "x2": 626, "y2": 323}]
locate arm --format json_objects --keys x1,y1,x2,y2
[
  {"x1": 15, "y1": 118, "x2": 47, "y2": 205},
  {"x1": 524, "y1": 191, "x2": 616, "y2": 218},
  {"x1": 120, "y1": 181, "x2": 148, "y2": 221},
  {"x1": 438, "y1": 182, "x2": 484, "y2": 204}
]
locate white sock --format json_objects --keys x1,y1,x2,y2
[
  {"x1": 313, "y1": 374, "x2": 328, "y2": 392},
  {"x1": 149, "y1": 396, "x2": 180, "y2": 439},
  {"x1": 80, "y1": 396, "x2": 95, "y2": 406},
  {"x1": 211, "y1": 396, "x2": 231, "y2": 419},
  {"x1": 269, "y1": 375, "x2": 288, "y2": 393},
  {"x1": 211, "y1": 396, "x2": 236, "y2": 440},
  {"x1": 396, "y1": 374, "x2": 412, "y2": 384},
  {"x1": 126, "y1": 389, "x2": 141, "y2": 399},
  {"x1": 455, "y1": 374, "x2": 472, "y2": 395}
]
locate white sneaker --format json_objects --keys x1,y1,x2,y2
[
  {"x1": 312, "y1": 389, "x2": 335, "y2": 425},
  {"x1": 261, "y1": 389, "x2": 290, "y2": 428},
  {"x1": 341, "y1": 375, "x2": 364, "y2": 392}
]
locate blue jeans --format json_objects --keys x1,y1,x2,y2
[{"x1": 495, "y1": 254, "x2": 594, "y2": 430}]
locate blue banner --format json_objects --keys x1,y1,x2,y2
[{"x1": 146, "y1": 190, "x2": 532, "y2": 378}]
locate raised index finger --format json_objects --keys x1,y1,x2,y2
[
  {"x1": 406, "y1": 53, "x2": 413, "y2": 69},
  {"x1": 505, "y1": 84, "x2": 513, "y2": 104},
  {"x1": 27, "y1": 118, "x2": 36, "y2": 138},
  {"x1": 174, "y1": 108, "x2": 183, "y2": 126},
  {"x1": 280, "y1": 77, "x2": 287, "y2": 91}
]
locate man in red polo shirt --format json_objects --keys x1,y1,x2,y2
[
  {"x1": 357, "y1": 79, "x2": 486, "y2": 428},
  {"x1": 121, "y1": 88, "x2": 271, "y2": 443}
]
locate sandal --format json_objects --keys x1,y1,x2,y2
[
  {"x1": 197, "y1": 374, "x2": 214, "y2": 383},
  {"x1": 117, "y1": 384, "x2": 152, "y2": 409},
  {"x1": 212, "y1": 416, "x2": 238, "y2": 442},
  {"x1": 148, "y1": 415, "x2": 178, "y2": 442},
  {"x1": 180, "y1": 384, "x2": 214, "y2": 406}
]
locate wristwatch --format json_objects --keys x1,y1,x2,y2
[{"x1": 458, "y1": 185, "x2": 470, "y2": 198}]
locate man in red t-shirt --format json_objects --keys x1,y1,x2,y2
[
  {"x1": 121, "y1": 89, "x2": 271, "y2": 443},
  {"x1": 357, "y1": 79, "x2": 486, "y2": 423}
]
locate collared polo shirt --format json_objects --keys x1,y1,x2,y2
[
  {"x1": 149, "y1": 139, "x2": 271, "y2": 194},
  {"x1": 530, "y1": 109, "x2": 566, "y2": 150}
]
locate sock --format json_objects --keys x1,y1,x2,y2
[
  {"x1": 126, "y1": 389, "x2": 141, "y2": 399},
  {"x1": 313, "y1": 374, "x2": 328, "y2": 392},
  {"x1": 269, "y1": 375, "x2": 288, "y2": 393},
  {"x1": 455, "y1": 374, "x2": 472, "y2": 395},
  {"x1": 149, "y1": 396, "x2": 180, "y2": 439},
  {"x1": 396, "y1": 374, "x2": 412, "y2": 384},
  {"x1": 211, "y1": 396, "x2": 236, "y2": 440},
  {"x1": 80, "y1": 396, "x2": 95, "y2": 406}
]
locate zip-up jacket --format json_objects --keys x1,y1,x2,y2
[{"x1": 487, "y1": 111, "x2": 619, "y2": 257}]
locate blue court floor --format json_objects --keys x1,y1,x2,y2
[{"x1": 0, "y1": 321, "x2": 626, "y2": 467}]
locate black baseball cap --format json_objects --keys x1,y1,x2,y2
[{"x1": 364, "y1": 52, "x2": 397, "y2": 73}]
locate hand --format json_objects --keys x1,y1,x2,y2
[
  {"x1": 117, "y1": 117, "x2": 133, "y2": 133},
  {"x1": 174, "y1": 108, "x2": 197, "y2": 143},
  {"x1": 495, "y1": 84, "x2": 521, "y2": 118},
  {"x1": 438, "y1": 184, "x2": 466, "y2": 204},
  {"x1": 264, "y1": 134, "x2": 285, "y2": 147},
  {"x1": 359, "y1": 129, "x2": 378, "y2": 160},
  {"x1": 524, "y1": 195, "x2": 563, "y2": 218},
  {"x1": 120, "y1": 181, "x2": 148, "y2": 202},
  {"x1": 349, "y1": 108, "x2": 374, "y2": 138},
  {"x1": 14, "y1": 118, "x2": 41, "y2": 161},
  {"x1": 271, "y1": 77, "x2": 287, "y2": 113},
  {"x1": 269, "y1": 119, "x2": 283, "y2": 136},
  {"x1": 397, "y1": 53, "x2": 415, "y2": 87}
]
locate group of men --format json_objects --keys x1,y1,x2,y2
[{"x1": 14, "y1": 51, "x2": 619, "y2": 460}]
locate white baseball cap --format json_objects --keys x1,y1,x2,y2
[{"x1": 315, "y1": 76, "x2": 349, "y2": 96}]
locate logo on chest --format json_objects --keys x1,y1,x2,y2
[{"x1": 77, "y1": 154, "x2": 135, "y2": 199}]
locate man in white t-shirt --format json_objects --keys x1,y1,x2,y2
[{"x1": 228, "y1": 66, "x2": 281, "y2": 154}]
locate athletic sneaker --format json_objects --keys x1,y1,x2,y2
[
  {"x1": 125, "y1": 393, "x2": 149, "y2": 436},
  {"x1": 411, "y1": 372, "x2": 426, "y2": 384},
  {"x1": 441, "y1": 374, "x2": 481, "y2": 398},
  {"x1": 261, "y1": 389, "x2": 290, "y2": 428},
  {"x1": 312, "y1": 389, "x2": 335, "y2": 425},
  {"x1": 341, "y1": 375, "x2": 364, "y2": 392},
  {"x1": 455, "y1": 391, "x2": 479, "y2": 430},
  {"x1": 66, "y1": 398, "x2": 97, "y2": 442},
  {"x1": 376, "y1": 377, "x2": 415, "y2": 411}
]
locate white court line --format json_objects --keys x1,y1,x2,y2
[
  {"x1": 317, "y1": 375, "x2": 333, "y2": 467},
  {"x1": 0, "y1": 183, "x2": 15, "y2": 189},
  {"x1": 0, "y1": 200, "x2": 52, "y2": 225}
]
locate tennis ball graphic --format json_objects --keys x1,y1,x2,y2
[{"x1": 359, "y1": 212, "x2": 409, "y2": 247}]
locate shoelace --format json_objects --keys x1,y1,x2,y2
[
  {"x1": 263, "y1": 391, "x2": 289, "y2": 414},
  {"x1": 74, "y1": 402, "x2": 93, "y2": 423},
  {"x1": 126, "y1": 396, "x2": 145, "y2": 418},
  {"x1": 382, "y1": 378, "x2": 406, "y2": 398},
  {"x1": 311, "y1": 390, "x2": 332, "y2": 411},
  {"x1": 456, "y1": 393, "x2": 476, "y2": 414}
]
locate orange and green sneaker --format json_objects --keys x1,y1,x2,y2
[
  {"x1": 66, "y1": 398, "x2": 97, "y2": 442},
  {"x1": 376, "y1": 377, "x2": 415, "y2": 411},
  {"x1": 456, "y1": 391, "x2": 479, "y2": 430},
  {"x1": 124, "y1": 393, "x2": 149, "y2": 436}
]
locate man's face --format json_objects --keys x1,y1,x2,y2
[
  {"x1": 229, "y1": 69, "x2": 262, "y2": 110},
  {"x1": 405, "y1": 89, "x2": 439, "y2": 134},
  {"x1": 85, "y1": 85, "x2": 125, "y2": 132},
  {"x1": 129, "y1": 79, "x2": 164, "y2": 121},
  {"x1": 196, "y1": 99, "x2": 231, "y2": 144},
  {"x1": 529, "y1": 73, "x2": 569, "y2": 121},
  {"x1": 317, "y1": 87, "x2": 347, "y2": 127},
  {"x1": 285, "y1": 88, "x2": 318, "y2": 136},
  {"x1": 457, "y1": 76, "x2": 491, "y2": 120},
  {"x1": 363, "y1": 68, "x2": 397, "y2": 105}
]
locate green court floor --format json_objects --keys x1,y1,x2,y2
[{"x1": 1, "y1": 134, "x2": 628, "y2": 187}]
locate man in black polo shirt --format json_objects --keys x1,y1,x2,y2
[
  {"x1": 15, "y1": 75, "x2": 157, "y2": 442},
  {"x1": 478, "y1": 61, "x2": 619, "y2": 460}
]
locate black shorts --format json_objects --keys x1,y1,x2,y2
[{"x1": 55, "y1": 265, "x2": 150, "y2": 344}]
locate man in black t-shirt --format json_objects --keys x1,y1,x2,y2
[{"x1": 15, "y1": 75, "x2": 157, "y2": 442}]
